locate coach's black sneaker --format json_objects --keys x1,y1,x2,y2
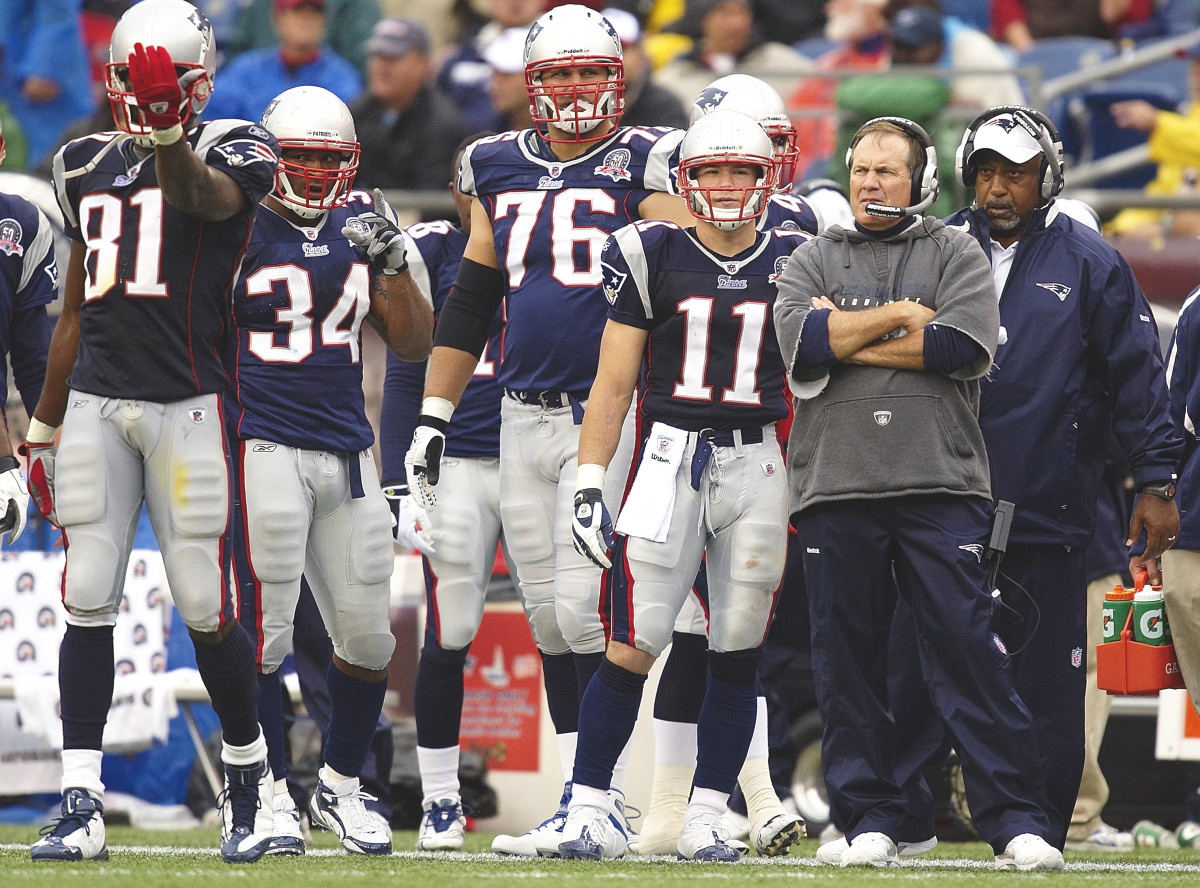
[
  {"x1": 219, "y1": 759, "x2": 274, "y2": 863},
  {"x1": 31, "y1": 788, "x2": 109, "y2": 861},
  {"x1": 310, "y1": 775, "x2": 393, "y2": 855}
]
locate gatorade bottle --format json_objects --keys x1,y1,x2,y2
[
  {"x1": 1132, "y1": 820, "x2": 1178, "y2": 848},
  {"x1": 1132, "y1": 586, "x2": 1172, "y2": 646},
  {"x1": 1102, "y1": 584, "x2": 1135, "y2": 644}
]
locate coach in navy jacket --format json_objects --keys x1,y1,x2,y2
[{"x1": 888, "y1": 108, "x2": 1182, "y2": 853}]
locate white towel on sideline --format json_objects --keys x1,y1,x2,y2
[
  {"x1": 13, "y1": 672, "x2": 178, "y2": 752},
  {"x1": 615, "y1": 422, "x2": 687, "y2": 542}
]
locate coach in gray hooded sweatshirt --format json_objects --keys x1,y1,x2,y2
[{"x1": 772, "y1": 117, "x2": 1063, "y2": 871}]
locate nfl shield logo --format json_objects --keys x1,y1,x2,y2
[
  {"x1": 873, "y1": 411, "x2": 891, "y2": 426},
  {"x1": 656, "y1": 435, "x2": 671, "y2": 454},
  {"x1": 1071, "y1": 647, "x2": 1083, "y2": 668},
  {"x1": 762, "y1": 460, "x2": 776, "y2": 477},
  {"x1": 190, "y1": 408, "x2": 206, "y2": 424}
]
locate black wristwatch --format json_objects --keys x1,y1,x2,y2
[{"x1": 1141, "y1": 479, "x2": 1177, "y2": 501}]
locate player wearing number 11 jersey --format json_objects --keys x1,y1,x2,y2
[{"x1": 403, "y1": 4, "x2": 696, "y2": 855}]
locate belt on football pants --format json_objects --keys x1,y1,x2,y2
[
  {"x1": 689, "y1": 425, "x2": 771, "y2": 489},
  {"x1": 504, "y1": 388, "x2": 590, "y2": 423}
]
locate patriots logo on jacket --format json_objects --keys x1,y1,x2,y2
[
  {"x1": 1036, "y1": 282, "x2": 1071, "y2": 301},
  {"x1": 693, "y1": 87, "x2": 728, "y2": 114},
  {"x1": 602, "y1": 261, "x2": 627, "y2": 304},
  {"x1": 595, "y1": 148, "x2": 632, "y2": 182},
  {"x1": 768, "y1": 256, "x2": 789, "y2": 284}
]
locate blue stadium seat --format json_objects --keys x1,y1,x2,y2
[
  {"x1": 793, "y1": 36, "x2": 837, "y2": 60},
  {"x1": 1016, "y1": 37, "x2": 1118, "y2": 160},
  {"x1": 942, "y1": 0, "x2": 991, "y2": 33},
  {"x1": 1078, "y1": 82, "x2": 1183, "y2": 188}
]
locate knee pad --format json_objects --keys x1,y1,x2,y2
[
  {"x1": 709, "y1": 648, "x2": 762, "y2": 688},
  {"x1": 246, "y1": 505, "x2": 307, "y2": 584},
  {"x1": 728, "y1": 522, "x2": 787, "y2": 588},
  {"x1": 169, "y1": 452, "x2": 229, "y2": 538},
  {"x1": 555, "y1": 595, "x2": 605, "y2": 654},
  {"x1": 336, "y1": 629, "x2": 397, "y2": 673},
  {"x1": 54, "y1": 438, "x2": 107, "y2": 527},
  {"x1": 349, "y1": 496, "x2": 395, "y2": 586},
  {"x1": 522, "y1": 596, "x2": 568, "y2": 653}
]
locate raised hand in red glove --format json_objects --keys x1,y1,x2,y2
[{"x1": 127, "y1": 42, "x2": 185, "y2": 130}]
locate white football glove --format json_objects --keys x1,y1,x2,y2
[
  {"x1": 383, "y1": 484, "x2": 435, "y2": 556},
  {"x1": 0, "y1": 459, "x2": 28, "y2": 545},
  {"x1": 404, "y1": 424, "x2": 446, "y2": 512},
  {"x1": 571, "y1": 486, "x2": 614, "y2": 569},
  {"x1": 341, "y1": 187, "x2": 407, "y2": 275}
]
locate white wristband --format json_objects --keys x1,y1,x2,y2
[
  {"x1": 27, "y1": 418, "x2": 58, "y2": 444},
  {"x1": 420, "y1": 396, "x2": 455, "y2": 424},
  {"x1": 576, "y1": 463, "x2": 607, "y2": 491},
  {"x1": 152, "y1": 124, "x2": 184, "y2": 145}
]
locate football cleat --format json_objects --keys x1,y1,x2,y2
[
  {"x1": 753, "y1": 812, "x2": 805, "y2": 857},
  {"x1": 31, "y1": 788, "x2": 108, "y2": 862},
  {"x1": 818, "y1": 833, "x2": 935, "y2": 864},
  {"x1": 677, "y1": 812, "x2": 742, "y2": 862},
  {"x1": 995, "y1": 833, "x2": 1065, "y2": 871},
  {"x1": 265, "y1": 790, "x2": 305, "y2": 856},
  {"x1": 492, "y1": 782, "x2": 572, "y2": 857},
  {"x1": 418, "y1": 797, "x2": 468, "y2": 851},
  {"x1": 558, "y1": 801, "x2": 629, "y2": 860},
  {"x1": 218, "y1": 759, "x2": 274, "y2": 863},
  {"x1": 841, "y1": 831, "x2": 899, "y2": 868},
  {"x1": 310, "y1": 775, "x2": 393, "y2": 855}
]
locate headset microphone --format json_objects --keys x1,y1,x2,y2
[
  {"x1": 866, "y1": 190, "x2": 936, "y2": 218},
  {"x1": 848, "y1": 117, "x2": 939, "y2": 220}
]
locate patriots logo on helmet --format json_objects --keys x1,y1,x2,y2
[
  {"x1": 601, "y1": 261, "x2": 627, "y2": 304},
  {"x1": 693, "y1": 87, "x2": 728, "y2": 114},
  {"x1": 0, "y1": 218, "x2": 24, "y2": 257},
  {"x1": 1036, "y1": 282, "x2": 1071, "y2": 301},
  {"x1": 594, "y1": 149, "x2": 632, "y2": 182}
]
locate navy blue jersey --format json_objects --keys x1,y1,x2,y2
[
  {"x1": 379, "y1": 219, "x2": 504, "y2": 484},
  {"x1": 0, "y1": 191, "x2": 57, "y2": 409},
  {"x1": 602, "y1": 221, "x2": 809, "y2": 430},
  {"x1": 459, "y1": 126, "x2": 682, "y2": 394},
  {"x1": 760, "y1": 192, "x2": 820, "y2": 234},
  {"x1": 228, "y1": 191, "x2": 386, "y2": 453},
  {"x1": 52, "y1": 121, "x2": 278, "y2": 401}
]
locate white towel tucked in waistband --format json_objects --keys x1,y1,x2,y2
[{"x1": 615, "y1": 422, "x2": 687, "y2": 543}]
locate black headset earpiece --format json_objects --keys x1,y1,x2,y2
[
  {"x1": 956, "y1": 105, "x2": 1064, "y2": 202},
  {"x1": 845, "y1": 116, "x2": 939, "y2": 218}
]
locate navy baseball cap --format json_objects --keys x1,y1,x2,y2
[{"x1": 890, "y1": 7, "x2": 943, "y2": 50}]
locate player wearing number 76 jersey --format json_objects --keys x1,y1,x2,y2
[
  {"x1": 562, "y1": 109, "x2": 808, "y2": 862},
  {"x1": 226, "y1": 85, "x2": 434, "y2": 858}
]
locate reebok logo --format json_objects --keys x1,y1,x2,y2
[{"x1": 806, "y1": 546, "x2": 820, "y2": 554}]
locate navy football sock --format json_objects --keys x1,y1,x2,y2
[
  {"x1": 573, "y1": 658, "x2": 647, "y2": 791},
  {"x1": 414, "y1": 643, "x2": 469, "y2": 749},
  {"x1": 653, "y1": 631, "x2": 708, "y2": 723},
  {"x1": 540, "y1": 651, "x2": 579, "y2": 734},
  {"x1": 192, "y1": 621, "x2": 260, "y2": 748},
  {"x1": 573, "y1": 650, "x2": 605, "y2": 702},
  {"x1": 59, "y1": 624, "x2": 115, "y2": 750},
  {"x1": 323, "y1": 664, "x2": 388, "y2": 778},
  {"x1": 694, "y1": 653, "x2": 760, "y2": 794},
  {"x1": 256, "y1": 670, "x2": 288, "y2": 779}
]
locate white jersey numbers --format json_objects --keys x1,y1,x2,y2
[
  {"x1": 244, "y1": 262, "x2": 371, "y2": 364},
  {"x1": 79, "y1": 188, "x2": 169, "y2": 301},
  {"x1": 673, "y1": 296, "x2": 766, "y2": 406},
  {"x1": 494, "y1": 189, "x2": 617, "y2": 289}
]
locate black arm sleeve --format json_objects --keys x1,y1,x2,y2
[{"x1": 432, "y1": 257, "x2": 505, "y2": 359}]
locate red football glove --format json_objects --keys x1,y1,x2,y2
[{"x1": 127, "y1": 42, "x2": 184, "y2": 129}]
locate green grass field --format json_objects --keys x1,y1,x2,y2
[{"x1": 3, "y1": 827, "x2": 1200, "y2": 887}]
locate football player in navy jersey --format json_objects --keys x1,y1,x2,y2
[
  {"x1": 27, "y1": 0, "x2": 279, "y2": 864},
  {"x1": 0, "y1": 113, "x2": 57, "y2": 546},
  {"x1": 227, "y1": 85, "x2": 434, "y2": 858},
  {"x1": 402, "y1": 5, "x2": 695, "y2": 855},
  {"x1": 376, "y1": 132, "x2": 512, "y2": 852},
  {"x1": 561, "y1": 109, "x2": 806, "y2": 861}
]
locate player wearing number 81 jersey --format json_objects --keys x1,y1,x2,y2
[{"x1": 561, "y1": 109, "x2": 808, "y2": 862}]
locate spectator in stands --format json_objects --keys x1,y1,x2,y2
[
  {"x1": 990, "y1": 0, "x2": 1153, "y2": 52},
  {"x1": 0, "y1": 1, "x2": 95, "y2": 169},
  {"x1": 652, "y1": 0, "x2": 811, "y2": 112},
  {"x1": 886, "y1": 1, "x2": 1023, "y2": 108},
  {"x1": 438, "y1": 0, "x2": 545, "y2": 131},
  {"x1": 351, "y1": 18, "x2": 473, "y2": 194},
  {"x1": 787, "y1": 0, "x2": 891, "y2": 180},
  {"x1": 603, "y1": 8, "x2": 689, "y2": 129},
  {"x1": 229, "y1": 0, "x2": 379, "y2": 76},
  {"x1": 203, "y1": 0, "x2": 363, "y2": 123},
  {"x1": 480, "y1": 26, "x2": 533, "y2": 130},
  {"x1": 1109, "y1": 44, "x2": 1200, "y2": 239},
  {"x1": 753, "y1": 0, "x2": 828, "y2": 44}
]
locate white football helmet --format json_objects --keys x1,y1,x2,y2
[
  {"x1": 107, "y1": 0, "x2": 215, "y2": 139},
  {"x1": 523, "y1": 4, "x2": 624, "y2": 143},
  {"x1": 260, "y1": 86, "x2": 360, "y2": 218},
  {"x1": 691, "y1": 74, "x2": 799, "y2": 191},
  {"x1": 678, "y1": 110, "x2": 776, "y2": 231}
]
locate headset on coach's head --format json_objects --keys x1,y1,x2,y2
[
  {"x1": 955, "y1": 105, "x2": 1064, "y2": 203},
  {"x1": 846, "y1": 116, "x2": 939, "y2": 218}
]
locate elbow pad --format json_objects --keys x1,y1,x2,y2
[{"x1": 433, "y1": 257, "x2": 505, "y2": 358}]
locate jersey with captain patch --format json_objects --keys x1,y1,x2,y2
[
  {"x1": 602, "y1": 221, "x2": 809, "y2": 430},
  {"x1": 52, "y1": 120, "x2": 278, "y2": 401},
  {"x1": 227, "y1": 191, "x2": 383, "y2": 453},
  {"x1": 380, "y1": 218, "x2": 504, "y2": 484},
  {"x1": 459, "y1": 126, "x2": 682, "y2": 394}
]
